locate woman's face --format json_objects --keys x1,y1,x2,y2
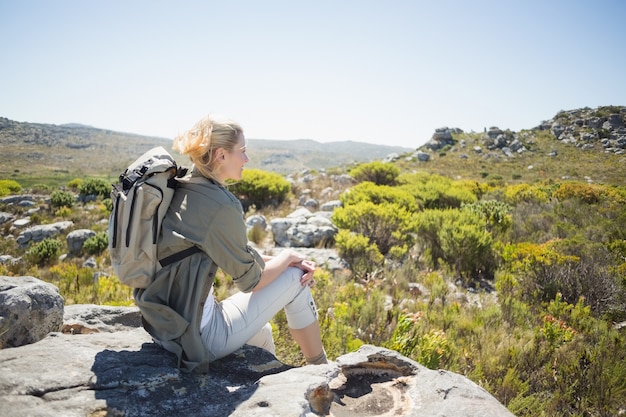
[{"x1": 218, "y1": 133, "x2": 249, "y2": 181}]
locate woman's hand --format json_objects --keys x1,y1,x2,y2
[
  {"x1": 255, "y1": 249, "x2": 316, "y2": 292},
  {"x1": 282, "y1": 249, "x2": 316, "y2": 287},
  {"x1": 290, "y1": 257, "x2": 316, "y2": 287}
]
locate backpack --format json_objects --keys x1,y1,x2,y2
[{"x1": 108, "y1": 146, "x2": 200, "y2": 288}]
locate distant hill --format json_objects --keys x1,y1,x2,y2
[
  {"x1": 1, "y1": 105, "x2": 624, "y2": 186},
  {"x1": 399, "y1": 105, "x2": 626, "y2": 186},
  {"x1": 246, "y1": 138, "x2": 411, "y2": 173},
  {"x1": 0, "y1": 117, "x2": 411, "y2": 180}
]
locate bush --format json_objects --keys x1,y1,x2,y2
[
  {"x1": 67, "y1": 178, "x2": 83, "y2": 191},
  {"x1": 332, "y1": 201, "x2": 415, "y2": 256},
  {"x1": 349, "y1": 161, "x2": 400, "y2": 185},
  {"x1": 0, "y1": 179, "x2": 22, "y2": 197},
  {"x1": 79, "y1": 178, "x2": 111, "y2": 200},
  {"x1": 83, "y1": 232, "x2": 108, "y2": 255},
  {"x1": 334, "y1": 230, "x2": 384, "y2": 279},
  {"x1": 339, "y1": 181, "x2": 417, "y2": 212},
  {"x1": 229, "y1": 169, "x2": 290, "y2": 212},
  {"x1": 462, "y1": 199, "x2": 512, "y2": 236},
  {"x1": 399, "y1": 172, "x2": 478, "y2": 209},
  {"x1": 504, "y1": 183, "x2": 550, "y2": 205},
  {"x1": 553, "y1": 181, "x2": 604, "y2": 204},
  {"x1": 46, "y1": 263, "x2": 133, "y2": 305},
  {"x1": 26, "y1": 238, "x2": 62, "y2": 265},
  {"x1": 415, "y1": 208, "x2": 495, "y2": 280},
  {"x1": 50, "y1": 190, "x2": 75, "y2": 209}
]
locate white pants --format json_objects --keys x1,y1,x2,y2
[{"x1": 201, "y1": 267, "x2": 319, "y2": 361}]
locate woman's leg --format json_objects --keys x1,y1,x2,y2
[
  {"x1": 201, "y1": 267, "x2": 325, "y2": 363},
  {"x1": 246, "y1": 322, "x2": 276, "y2": 355}
]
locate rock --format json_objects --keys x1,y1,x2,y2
[
  {"x1": 12, "y1": 218, "x2": 30, "y2": 228},
  {"x1": 0, "y1": 212, "x2": 14, "y2": 225},
  {"x1": 271, "y1": 209, "x2": 338, "y2": 248},
  {"x1": 0, "y1": 303, "x2": 514, "y2": 417},
  {"x1": 0, "y1": 195, "x2": 36, "y2": 205},
  {"x1": 246, "y1": 214, "x2": 268, "y2": 230},
  {"x1": 62, "y1": 304, "x2": 144, "y2": 334},
  {"x1": 424, "y1": 127, "x2": 455, "y2": 151},
  {"x1": 382, "y1": 152, "x2": 400, "y2": 163},
  {"x1": 66, "y1": 229, "x2": 96, "y2": 255},
  {"x1": 330, "y1": 174, "x2": 355, "y2": 186},
  {"x1": 16, "y1": 221, "x2": 74, "y2": 246},
  {"x1": 0, "y1": 276, "x2": 64, "y2": 348},
  {"x1": 416, "y1": 151, "x2": 430, "y2": 161},
  {"x1": 487, "y1": 127, "x2": 503, "y2": 139},
  {"x1": 320, "y1": 200, "x2": 341, "y2": 212}
]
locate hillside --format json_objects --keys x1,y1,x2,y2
[
  {"x1": 0, "y1": 117, "x2": 410, "y2": 186},
  {"x1": 1, "y1": 105, "x2": 624, "y2": 187},
  {"x1": 397, "y1": 105, "x2": 626, "y2": 186}
]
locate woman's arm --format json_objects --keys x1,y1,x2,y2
[{"x1": 252, "y1": 249, "x2": 315, "y2": 292}]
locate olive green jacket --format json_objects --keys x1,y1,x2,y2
[{"x1": 133, "y1": 169, "x2": 265, "y2": 373}]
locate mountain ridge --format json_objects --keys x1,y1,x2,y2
[{"x1": 1, "y1": 105, "x2": 624, "y2": 185}]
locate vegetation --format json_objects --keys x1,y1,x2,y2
[
  {"x1": 229, "y1": 169, "x2": 291, "y2": 212},
  {"x1": 1, "y1": 112, "x2": 626, "y2": 416}
]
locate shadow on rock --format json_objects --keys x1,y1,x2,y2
[{"x1": 91, "y1": 342, "x2": 292, "y2": 417}]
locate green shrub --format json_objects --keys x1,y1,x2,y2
[
  {"x1": 349, "y1": 161, "x2": 400, "y2": 186},
  {"x1": 79, "y1": 178, "x2": 111, "y2": 200},
  {"x1": 389, "y1": 312, "x2": 451, "y2": 369},
  {"x1": 332, "y1": 201, "x2": 415, "y2": 256},
  {"x1": 47, "y1": 263, "x2": 133, "y2": 305},
  {"x1": 55, "y1": 206, "x2": 72, "y2": 218},
  {"x1": 462, "y1": 199, "x2": 512, "y2": 236},
  {"x1": 399, "y1": 172, "x2": 478, "y2": 209},
  {"x1": 50, "y1": 190, "x2": 75, "y2": 209},
  {"x1": 26, "y1": 238, "x2": 62, "y2": 265},
  {"x1": 553, "y1": 181, "x2": 604, "y2": 204},
  {"x1": 334, "y1": 230, "x2": 384, "y2": 279},
  {"x1": 415, "y1": 208, "x2": 495, "y2": 280},
  {"x1": 504, "y1": 183, "x2": 550, "y2": 205},
  {"x1": 83, "y1": 232, "x2": 108, "y2": 255},
  {"x1": 247, "y1": 224, "x2": 267, "y2": 245},
  {"x1": 339, "y1": 181, "x2": 417, "y2": 212},
  {"x1": 0, "y1": 179, "x2": 22, "y2": 197},
  {"x1": 67, "y1": 178, "x2": 83, "y2": 191},
  {"x1": 229, "y1": 169, "x2": 290, "y2": 212}
]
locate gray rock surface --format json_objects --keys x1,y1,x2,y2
[
  {"x1": 66, "y1": 229, "x2": 97, "y2": 255},
  {"x1": 0, "y1": 303, "x2": 514, "y2": 417},
  {"x1": 16, "y1": 220, "x2": 74, "y2": 246},
  {"x1": 0, "y1": 276, "x2": 64, "y2": 348}
]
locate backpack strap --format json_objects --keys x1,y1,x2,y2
[{"x1": 159, "y1": 246, "x2": 202, "y2": 268}]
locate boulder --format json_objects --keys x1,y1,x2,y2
[
  {"x1": 0, "y1": 276, "x2": 64, "y2": 348},
  {"x1": 16, "y1": 221, "x2": 74, "y2": 246},
  {"x1": 66, "y1": 229, "x2": 97, "y2": 255},
  {"x1": 271, "y1": 209, "x2": 338, "y2": 248},
  {"x1": 0, "y1": 303, "x2": 514, "y2": 417}
]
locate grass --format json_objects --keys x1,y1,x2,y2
[{"x1": 397, "y1": 130, "x2": 626, "y2": 186}]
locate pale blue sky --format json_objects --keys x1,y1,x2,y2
[{"x1": 1, "y1": 0, "x2": 624, "y2": 148}]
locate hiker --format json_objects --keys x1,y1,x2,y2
[{"x1": 133, "y1": 114, "x2": 327, "y2": 373}]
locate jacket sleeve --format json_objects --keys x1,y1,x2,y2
[{"x1": 203, "y1": 204, "x2": 265, "y2": 292}]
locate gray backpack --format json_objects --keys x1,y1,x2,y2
[{"x1": 108, "y1": 146, "x2": 199, "y2": 288}]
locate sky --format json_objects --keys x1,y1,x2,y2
[{"x1": 1, "y1": 0, "x2": 625, "y2": 149}]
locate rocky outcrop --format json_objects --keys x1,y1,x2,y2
[
  {"x1": 536, "y1": 105, "x2": 626, "y2": 154},
  {"x1": 0, "y1": 276, "x2": 64, "y2": 348},
  {"x1": 269, "y1": 208, "x2": 338, "y2": 249},
  {"x1": 15, "y1": 220, "x2": 74, "y2": 247},
  {"x1": 0, "y1": 278, "x2": 514, "y2": 417}
]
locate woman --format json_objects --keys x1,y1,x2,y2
[{"x1": 134, "y1": 114, "x2": 327, "y2": 373}]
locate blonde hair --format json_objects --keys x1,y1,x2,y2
[{"x1": 173, "y1": 114, "x2": 243, "y2": 183}]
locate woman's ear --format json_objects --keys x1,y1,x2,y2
[{"x1": 214, "y1": 148, "x2": 225, "y2": 162}]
